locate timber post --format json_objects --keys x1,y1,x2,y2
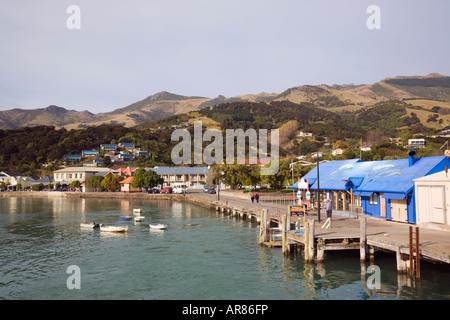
[
  {"x1": 360, "y1": 215, "x2": 367, "y2": 261},
  {"x1": 259, "y1": 209, "x2": 269, "y2": 245},
  {"x1": 305, "y1": 219, "x2": 315, "y2": 262},
  {"x1": 282, "y1": 215, "x2": 288, "y2": 255}
]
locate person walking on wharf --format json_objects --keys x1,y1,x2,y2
[
  {"x1": 325, "y1": 198, "x2": 332, "y2": 219},
  {"x1": 322, "y1": 198, "x2": 333, "y2": 229}
]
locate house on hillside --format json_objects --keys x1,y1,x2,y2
[
  {"x1": 100, "y1": 144, "x2": 118, "y2": 152},
  {"x1": 118, "y1": 153, "x2": 135, "y2": 162},
  {"x1": 63, "y1": 154, "x2": 82, "y2": 162},
  {"x1": 118, "y1": 142, "x2": 135, "y2": 151},
  {"x1": 82, "y1": 150, "x2": 99, "y2": 158},
  {"x1": 407, "y1": 139, "x2": 426, "y2": 148},
  {"x1": 291, "y1": 153, "x2": 447, "y2": 224}
]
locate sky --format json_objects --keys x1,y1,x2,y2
[{"x1": 0, "y1": 0, "x2": 449, "y2": 114}]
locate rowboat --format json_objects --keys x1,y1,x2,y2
[
  {"x1": 100, "y1": 225, "x2": 128, "y2": 232},
  {"x1": 149, "y1": 223, "x2": 167, "y2": 230},
  {"x1": 80, "y1": 222, "x2": 102, "y2": 229},
  {"x1": 134, "y1": 216, "x2": 145, "y2": 222},
  {"x1": 120, "y1": 215, "x2": 133, "y2": 221}
]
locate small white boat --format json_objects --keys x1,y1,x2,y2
[
  {"x1": 80, "y1": 222, "x2": 102, "y2": 229},
  {"x1": 100, "y1": 225, "x2": 129, "y2": 232},
  {"x1": 134, "y1": 216, "x2": 145, "y2": 222},
  {"x1": 149, "y1": 223, "x2": 167, "y2": 230},
  {"x1": 133, "y1": 208, "x2": 142, "y2": 214}
]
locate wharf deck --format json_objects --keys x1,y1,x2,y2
[{"x1": 205, "y1": 191, "x2": 450, "y2": 269}]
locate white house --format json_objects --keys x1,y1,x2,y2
[
  {"x1": 415, "y1": 170, "x2": 450, "y2": 232},
  {"x1": 53, "y1": 167, "x2": 118, "y2": 185},
  {"x1": 150, "y1": 166, "x2": 211, "y2": 187},
  {"x1": 0, "y1": 171, "x2": 34, "y2": 190},
  {"x1": 298, "y1": 132, "x2": 313, "y2": 138},
  {"x1": 408, "y1": 139, "x2": 426, "y2": 148}
]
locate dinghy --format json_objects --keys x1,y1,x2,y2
[
  {"x1": 133, "y1": 208, "x2": 142, "y2": 214},
  {"x1": 120, "y1": 215, "x2": 132, "y2": 221},
  {"x1": 80, "y1": 222, "x2": 102, "y2": 229},
  {"x1": 134, "y1": 216, "x2": 145, "y2": 222},
  {"x1": 149, "y1": 223, "x2": 167, "y2": 230},
  {"x1": 100, "y1": 225, "x2": 128, "y2": 232}
]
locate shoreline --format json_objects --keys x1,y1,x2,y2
[{"x1": 0, "y1": 190, "x2": 218, "y2": 210}]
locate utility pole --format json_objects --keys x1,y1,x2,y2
[{"x1": 317, "y1": 151, "x2": 321, "y2": 222}]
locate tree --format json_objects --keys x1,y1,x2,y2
[
  {"x1": 86, "y1": 176, "x2": 104, "y2": 191},
  {"x1": 101, "y1": 174, "x2": 123, "y2": 192},
  {"x1": 69, "y1": 180, "x2": 81, "y2": 189},
  {"x1": 265, "y1": 159, "x2": 290, "y2": 190},
  {"x1": 31, "y1": 183, "x2": 44, "y2": 191},
  {"x1": 132, "y1": 169, "x2": 164, "y2": 189}
]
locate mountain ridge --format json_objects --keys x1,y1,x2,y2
[{"x1": 1, "y1": 73, "x2": 449, "y2": 130}]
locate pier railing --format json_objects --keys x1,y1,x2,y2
[{"x1": 257, "y1": 195, "x2": 298, "y2": 206}]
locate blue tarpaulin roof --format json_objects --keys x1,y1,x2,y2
[
  {"x1": 291, "y1": 156, "x2": 446, "y2": 195},
  {"x1": 353, "y1": 191, "x2": 373, "y2": 197},
  {"x1": 381, "y1": 192, "x2": 407, "y2": 200}
]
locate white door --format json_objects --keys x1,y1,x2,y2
[
  {"x1": 430, "y1": 186, "x2": 446, "y2": 224},
  {"x1": 391, "y1": 199, "x2": 408, "y2": 222}
]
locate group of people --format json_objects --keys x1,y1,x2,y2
[{"x1": 250, "y1": 192, "x2": 259, "y2": 203}]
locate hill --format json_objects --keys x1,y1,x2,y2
[
  {"x1": 1, "y1": 74, "x2": 450, "y2": 130},
  {"x1": 0, "y1": 105, "x2": 98, "y2": 130}
]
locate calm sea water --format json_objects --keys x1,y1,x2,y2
[{"x1": 0, "y1": 196, "x2": 449, "y2": 300}]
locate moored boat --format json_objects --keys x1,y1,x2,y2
[
  {"x1": 149, "y1": 223, "x2": 167, "y2": 230},
  {"x1": 134, "y1": 216, "x2": 145, "y2": 222},
  {"x1": 80, "y1": 222, "x2": 102, "y2": 228},
  {"x1": 120, "y1": 215, "x2": 133, "y2": 221},
  {"x1": 133, "y1": 208, "x2": 142, "y2": 214},
  {"x1": 100, "y1": 225, "x2": 129, "y2": 232}
]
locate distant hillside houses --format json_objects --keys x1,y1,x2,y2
[{"x1": 63, "y1": 142, "x2": 151, "y2": 165}]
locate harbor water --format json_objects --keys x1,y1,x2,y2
[{"x1": 1, "y1": 196, "x2": 449, "y2": 300}]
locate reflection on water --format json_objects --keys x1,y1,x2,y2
[{"x1": 0, "y1": 197, "x2": 450, "y2": 300}]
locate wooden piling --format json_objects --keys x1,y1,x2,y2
[
  {"x1": 317, "y1": 239, "x2": 325, "y2": 262},
  {"x1": 360, "y1": 215, "x2": 367, "y2": 261},
  {"x1": 281, "y1": 215, "x2": 288, "y2": 255},
  {"x1": 416, "y1": 227, "x2": 420, "y2": 279},
  {"x1": 259, "y1": 209, "x2": 269, "y2": 245},
  {"x1": 305, "y1": 219, "x2": 315, "y2": 262},
  {"x1": 396, "y1": 245, "x2": 408, "y2": 273}
]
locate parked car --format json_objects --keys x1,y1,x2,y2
[
  {"x1": 205, "y1": 187, "x2": 216, "y2": 194},
  {"x1": 173, "y1": 187, "x2": 188, "y2": 194},
  {"x1": 147, "y1": 187, "x2": 160, "y2": 194},
  {"x1": 160, "y1": 187, "x2": 172, "y2": 194}
]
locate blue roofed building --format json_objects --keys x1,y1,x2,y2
[
  {"x1": 100, "y1": 144, "x2": 117, "y2": 152},
  {"x1": 63, "y1": 154, "x2": 82, "y2": 162},
  {"x1": 291, "y1": 153, "x2": 447, "y2": 224},
  {"x1": 82, "y1": 150, "x2": 99, "y2": 157}
]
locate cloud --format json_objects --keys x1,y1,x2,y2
[{"x1": 0, "y1": 1, "x2": 449, "y2": 113}]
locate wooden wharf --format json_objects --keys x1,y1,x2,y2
[{"x1": 206, "y1": 191, "x2": 450, "y2": 279}]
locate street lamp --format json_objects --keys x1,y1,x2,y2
[{"x1": 316, "y1": 150, "x2": 321, "y2": 222}]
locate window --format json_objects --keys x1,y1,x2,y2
[
  {"x1": 354, "y1": 196, "x2": 362, "y2": 207},
  {"x1": 369, "y1": 193, "x2": 378, "y2": 205}
]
